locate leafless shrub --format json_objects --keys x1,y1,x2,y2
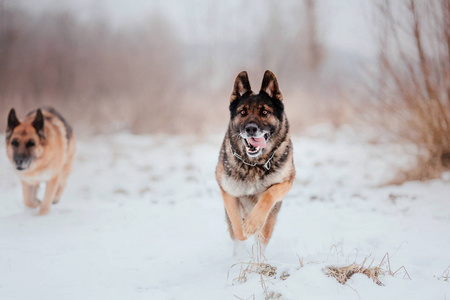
[{"x1": 365, "y1": 0, "x2": 450, "y2": 182}]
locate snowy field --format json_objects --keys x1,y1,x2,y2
[{"x1": 1, "y1": 126, "x2": 449, "y2": 300}]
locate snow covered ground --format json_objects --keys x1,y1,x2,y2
[{"x1": 1, "y1": 126, "x2": 449, "y2": 299}]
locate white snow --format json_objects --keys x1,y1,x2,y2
[{"x1": 1, "y1": 126, "x2": 449, "y2": 299}]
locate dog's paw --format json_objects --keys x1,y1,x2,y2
[
  {"x1": 235, "y1": 231, "x2": 247, "y2": 241},
  {"x1": 25, "y1": 198, "x2": 41, "y2": 208},
  {"x1": 243, "y1": 215, "x2": 264, "y2": 238},
  {"x1": 38, "y1": 207, "x2": 50, "y2": 216}
]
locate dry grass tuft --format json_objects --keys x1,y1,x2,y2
[
  {"x1": 327, "y1": 252, "x2": 411, "y2": 286},
  {"x1": 327, "y1": 261, "x2": 384, "y2": 286},
  {"x1": 388, "y1": 155, "x2": 445, "y2": 185},
  {"x1": 232, "y1": 261, "x2": 277, "y2": 285},
  {"x1": 229, "y1": 244, "x2": 277, "y2": 285},
  {"x1": 229, "y1": 243, "x2": 282, "y2": 300}
]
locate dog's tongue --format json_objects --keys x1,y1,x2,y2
[{"x1": 248, "y1": 137, "x2": 266, "y2": 148}]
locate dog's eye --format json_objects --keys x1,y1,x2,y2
[
  {"x1": 262, "y1": 110, "x2": 269, "y2": 116},
  {"x1": 26, "y1": 140, "x2": 35, "y2": 148},
  {"x1": 240, "y1": 109, "x2": 247, "y2": 116},
  {"x1": 11, "y1": 139, "x2": 19, "y2": 147}
]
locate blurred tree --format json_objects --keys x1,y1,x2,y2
[{"x1": 304, "y1": 0, "x2": 324, "y2": 72}]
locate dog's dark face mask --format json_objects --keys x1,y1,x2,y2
[{"x1": 228, "y1": 71, "x2": 285, "y2": 158}]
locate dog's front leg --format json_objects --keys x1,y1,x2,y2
[
  {"x1": 220, "y1": 187, "x2": 247, "y2": 241},
  {"x1": 21, "y1": 181, "x2": 40, "y2": 208},
  {"x1": 38, "y1": 176, "x2": 60, "y2": 216},
  {"x1": 243, "y1": 179, "x2": 293, "y2": 238}
]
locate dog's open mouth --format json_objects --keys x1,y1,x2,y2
[{"x1": 243, "y1": 133, "x2": 269, "y2": 157}]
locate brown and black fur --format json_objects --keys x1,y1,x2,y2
[
  {"x1": 6, "y1": 107, "x2": 76, "y2": 215},
  {"x1": 216, "y1": 70, "x2": 295, "y2": 246}
]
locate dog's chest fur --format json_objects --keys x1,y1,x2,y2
[
  {"x1": 220, "y1": 160, "x2": 291, "y2": 198},
  {"x1": 18, "y1": 169, "x2": 56, "y2": 184}
]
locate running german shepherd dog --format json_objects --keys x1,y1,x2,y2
[
  {"x1": 216, "y1": 70, "x2": 295, "y2": 247},
  {"x1": 6, "y1": 107, "x2": 76, "y2": 215}
]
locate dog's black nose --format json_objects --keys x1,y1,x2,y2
[{"x1": 245, "y1": 123, "x2": 258, "y2": 136}]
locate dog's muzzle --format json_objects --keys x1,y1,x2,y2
[
  {"x1": 13, "y1": 154, "x2": 31, "y2": 171},
  {"x1": 240, "y1": 123, "x2": 270, "y2": 157}
]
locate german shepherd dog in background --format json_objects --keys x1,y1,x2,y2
[
  {"x1": 6, "y1": 107, "x2": 76, "y2": 215},
  {"x1": 216, "y1": 70, "x2": 295, "y2": 248}
]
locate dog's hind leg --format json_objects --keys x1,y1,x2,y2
[
  {"x1": 21, "y1": 181, "x2": 40, "y2": 208},
  {"x1": 53, "y1": 182, "x2": 66, "y2": 205},
  {"x1": 258, "y1": 201, "x2": 282, "y2": 245},
  {"x1": 39, "y1": 176, "x2": 59, "y2": 215},
  {"x1": 53, "y1": 155, "x2": 74, "y2": 204},
  {"x1": 53, "y1": 174, "x2": 68, "y2": 204}
]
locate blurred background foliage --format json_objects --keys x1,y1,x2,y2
[
  {"x1": 0, "y1": 0, "x2": 371, "y2": 134},
  {"x1": 0, "y1": 1, "x2": 449, "y2": 181}
]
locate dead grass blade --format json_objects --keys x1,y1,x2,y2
[{"x1": 438, "y1": 265, "x2": 450, "y2": 282}]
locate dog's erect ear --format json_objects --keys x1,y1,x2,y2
[
  {"x1": 7, "y1": 108, "x2": 20, "y2": 134},
  {"x1": 230, "y1": 71, "x2": 252, "y2": 102},
  {"x1": 32, "y1": 109, "x2": 45, "y2": 138},
  {"x1": 260, "y1": 70, "x2": 283, "y2": 101}
]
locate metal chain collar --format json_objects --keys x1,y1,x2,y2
[{"x1": 229, "y1": 142, "x2": 277, "y2": 170}]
